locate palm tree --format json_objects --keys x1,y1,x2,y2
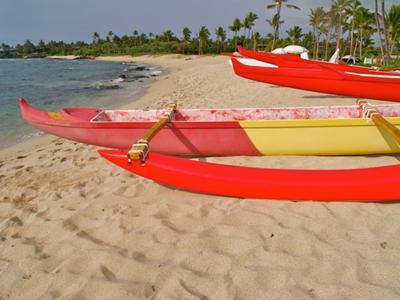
[
  {"x1": 309, "y1": 7, "x2": 325, "y2": 59},
  {"x1": 354, "y1": 7, "x2": 375, "y2": 58},
  {"x1": 182, "y1": 27, "x2": 192, "y2": 43},
  {"x1": 215, "y1": 26, "x2": 226, "y2": 53},
  {"x1": 106, "y1": 31, "x2": 114, "y2": 42},
  {"x1": 198, "y1": 26, "x2": 210, "y2": 55},
  {"x1": 330, "y1": 0, "x2": 351, "y2": 50},
  {"x1": 374, "y1": 0, "x2": 386, "y2": 62},
  {"x1": 229, "y1": 18, "x2": 242, "y2": 48},
  {"x1": 252, "y1": 32, "x2": 261, "y2": 50},
  {"x1": 266, "y1": 0, "x2": 300, "y2": 49},
  {"x1": 349, "y1": 0, "x2": 362, "y2": 55},
  {"x1": 381, "y1": 0, "x2": 391, "y2": 64},
  {"x1": 243, "y1": 12, "x2": 259, "y2": 48},
  {"x1": 387, "y1": 5, "x2": 400, "y2": 57},
  {"x1": 267, "y1": 14, "x2": 284, "y2": 50},
  {"x1": 92, "y1": 32, "x2": 100, "y2": 44},
  {"x1": 321, "y1": 10, "x2": 336, "y2": 60},
  {"x1": 286, "y1": 26, "x2": 303, "y2": 44},
  {"x1": 161, "y1": 30, "x2": 175, "y2": 43},
  {"x1": 302, "y1": 31, "x2": 314, "y2": 51}
]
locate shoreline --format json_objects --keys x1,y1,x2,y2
[{"x1": 0, "y1": 56, "x2": 164, "y2": 153}]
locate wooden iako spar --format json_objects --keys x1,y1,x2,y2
[
  {"x1": 127, "y1": 103, "x2": 177, "y2": 161},
  {"x1": 357, "y1": 99, "x2": 400, "y2": 145}
]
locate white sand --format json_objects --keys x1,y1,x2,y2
[{"x1": 1, "y1": 55, "x2": 400, "y2": 299}]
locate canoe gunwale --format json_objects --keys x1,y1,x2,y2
[{"x1": 20, "y1": 98, "x2": 400, "y2": 129}]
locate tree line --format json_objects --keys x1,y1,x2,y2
[{"x1": 1, "y1": 1, "x2": 399, "y2": 65}]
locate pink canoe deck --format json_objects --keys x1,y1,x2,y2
[{"x1": 90, "y1": 105, "x2": 400, "y2": 123}]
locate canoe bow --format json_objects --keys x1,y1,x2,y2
[{"x1": 98, "y1": 150, "x2": 400, "y2": 202}]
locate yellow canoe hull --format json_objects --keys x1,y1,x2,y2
[{"x1": 240, "y1": 118, "x2": 400, "y2": 155}]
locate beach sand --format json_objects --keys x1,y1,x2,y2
[{"x1": 1, "y1": 55, "x2": 400, "y2": 299}]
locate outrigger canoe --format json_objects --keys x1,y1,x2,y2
[
  {"x1": 236, "y1": 46, "x2": 400, "y2": 75},
  {"x1": 20, "y1": 98, "x2": 400, "y2": 156},
  {"x1": 231, "y1": 57, "x2": 400, "y2": 102},
  {"x1": 98, "y1": 100, "x2": 400, "y2": 202}
]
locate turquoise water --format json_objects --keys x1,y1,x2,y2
[{"x1": 0, "y1": 58, "x2": 158, "y2": 149}]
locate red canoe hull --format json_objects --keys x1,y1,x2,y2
[
  {"x1": 232, "y1": 58, "x2": 400, "y2": 102},
  {"x1": 19, "y1": 99, "x2": 260, "y2": 156},
  {"x1": 99, "y1": 150, "x2": 400, "y2": 202},
  {"x1": 237, "y1": 46, "x2": 400, "y2": 75}
]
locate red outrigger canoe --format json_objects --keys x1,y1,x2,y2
[
  {"x1": 236, "y1": 46, "x2": 400, "y2": 75},
  {"x1": 231, "y1": 57, "x2": 400, "y2": 102},
  {"x1": 19, "y1": 98, "x2": 400, "y2": 156},
  {"x1": 99, "y1": 150, "x2": 400, "y2": 201}
]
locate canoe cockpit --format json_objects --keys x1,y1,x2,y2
[{"x1": 90, "y1": 105, "x2": 400, "y2": 123}]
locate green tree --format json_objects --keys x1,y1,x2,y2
[
  {"x1": 36, "y1": 40, "x2": 46, "y2": 53},
  {"x1": 266, "y1": 13, "x2": 284, "y2": 50},
  {"x1": 266, "y1": 0, "x2": 300, "y2": 49},
  {"x1": 23, "y1": 40, "x2": 35, "y2": 55},
  {"x1": 92, "y1": 32, "x2": 100, "y2": 43},
  {"x1": 321, "y1": 10, "x2": 336, "y2": 60},
  {"x1": 309, "y1": 7, "x2": 325, "y2": 58},
  {"x1": 182, "y1": 27, "x2": 192, "y2": 43},
  {"x1": 229, "y1": 18, "x2": 242, "y2": 48},
  {"x1": 215, "y1": 26, "x2": 226, "y2": 53},
  {"x1": 106, "y1": 31, "x2": 114, "y2": 42},
  {"x1": 243, "y1": 12, "x2": 259, "y2": 48},
  {"x1": 160, "y1": 30, "x2": 176, "y2": 42},
  {"x1": 354, "y1": 7, "x2": 375, "y2": 58},
  {"x1": 198, "y1": 26, "x2": 210, "y2": 55},
  {"x1": 252, "y1": 32, "x2": 261, "y2": 50},
  {"x1": 302, "y1": 31, "x2": 314, "y2": 51},
  {"x1": 387, "y1": 4, "x2": 400, "y2": 57},
  {"x1": 330, "y1": 0, "x2": 351, "y2": 50},
  {"x1": 349, "y1": 0, "x2": 362, "y2": 55},
  {"x1": 381, "y1": 0, "x2": 390, "y2": 63},
  {"x1": 286, "y1": 25, "x2": 303, "y2": 45}
]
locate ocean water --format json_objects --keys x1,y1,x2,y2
[{"x1": 0, "y1": 58, "x2": 160, "y2": 149}]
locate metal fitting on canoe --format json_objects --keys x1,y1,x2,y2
[
  {"x1": 127, "y1": 141, "x2": 149, "y2": 162},
  {"x1": 165, "y1": 103, "x2": 177, "y2": 121},
  {"x1": 127, "y1": 103, "x2": 176, "y2": 163},
  {"x1": 357, "y1": 99, "x2": 375, "y2": 119}
]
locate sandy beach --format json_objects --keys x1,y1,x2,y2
[{"x1": 1, "y1": 55, "x2": 400, "y2": 299}]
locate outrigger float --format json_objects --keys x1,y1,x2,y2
[
  {"x1": 230, "y1": 57, "x2": 400, "y2": 102},
  {"x1": 19, "y1": 98, "x2": 400, "y2": 156},
  {"x1": 99, "y1": 100, "x2": 400, "y2": 201}
]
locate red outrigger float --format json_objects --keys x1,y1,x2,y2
[
  {"x1": 99, "y1": 150, "x2": 400, "y2": 202},
  {"x1": 231, "y1": 57, "x2": 400, "y2": 102}
]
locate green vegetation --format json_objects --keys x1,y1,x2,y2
[{"x1": 0, "y1": 1, "x2": 399, "y2": 65}]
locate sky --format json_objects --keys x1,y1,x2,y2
[{"x1": 0, "y1": 0, "x2": 397, "y2": 45}]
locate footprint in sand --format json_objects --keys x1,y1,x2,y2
[
  {"x1": 112, "y1": 184, "x2": 144, "y2": 198},
  {"x1": 90, "y1": 176, "x2": 104, "y2": 184},
  {"x1": 7, "y1": 216, "x2": 23, "y2": 227}
]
